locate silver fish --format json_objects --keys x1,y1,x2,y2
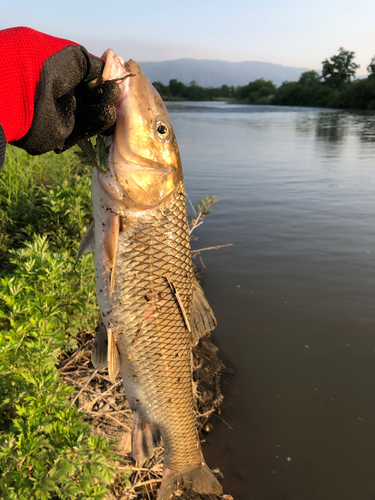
[{"x1": 79, "y1": 50, "x2": 222, "y2": 499}]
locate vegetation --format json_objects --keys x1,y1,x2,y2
[
  {"x1": 0, "y1": 146, "x2": 127, "y2": 499},
  {"x1": 236, "y1": 78, "x2": 276, "y2": 104},
  {"x1": 321, "y1": 47, "x2": 359, "y2": 89},
  {"x1": 271, "y1": 72, "x2": 340, "y2": 108},
  {"x1": 367, "y1": 56, "x2": 375, "y2": 76},
  {"x1": 153, "y1": 79, "x2": 237, "y2": 101},
  {"x1": 153, "y1": 48, "x2": 375, "y2": 111}
]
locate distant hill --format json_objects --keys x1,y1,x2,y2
[{"x1": 139, "y1": 59, "x2": 311, "y2": 87}]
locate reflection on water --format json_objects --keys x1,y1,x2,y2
[
  {"x1": 296, "y1": 109, "x2": 375, "y2": 141},
  {"x1": 315, "y1": 113, "x2": 348, "y2": 143},
  {"x1": 168, "y1": 103, "x2": 375, "y2": 500}
]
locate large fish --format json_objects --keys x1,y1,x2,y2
[{"x1": 79, "y1": 50, "x2": 222, "y2": 499}]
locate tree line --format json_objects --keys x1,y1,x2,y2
[{"x1": 153, "y1": 49, "x2": 375, "y2": 110}]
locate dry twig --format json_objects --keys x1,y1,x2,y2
[
  {"x1": 78, "y1": 379, "x2": 123, "y2": 411},
  {"x1": 165, "y1": 274, "x2": 191, "y2": 333},
  {"x1": 125, "y1": 457, "x2": 164, "y2": 494},
  {"x1": 191, "y1": 243, "x2": 233, "y2": 255},
  {"x1": 68, "y1": 368, "x2": 99, "y2": 408},
  {"x1": 189, "y1": 212, "x2": 203, "y2": 235},
  {"x1": 60, "y1": 340, "x2": 91, "y2": 370}
]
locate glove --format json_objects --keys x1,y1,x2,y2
[
  {"x1": 0, "y1": 126, "x2": 5, "y2": 171},
  {"x1": 0, "y1": 27, "x2": 121, "y2": 168}
]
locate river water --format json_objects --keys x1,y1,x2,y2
[{"x1": 168, "y1": 103, "x2": 375, "y2": 500}]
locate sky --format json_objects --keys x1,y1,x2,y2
[{"x1": 1, "y1": 0, "x2": 374, "y2": 74}]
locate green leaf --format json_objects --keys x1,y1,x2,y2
[
  {"x1": 75, "y1": 136, "x2": 109, "y2": 174},
  {"x1": 95, "y1": 135, "x2": 110, "y2": 174}
]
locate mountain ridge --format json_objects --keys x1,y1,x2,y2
[{"x1": 138, "y1": 58, "x2": 312, "y2": 87}]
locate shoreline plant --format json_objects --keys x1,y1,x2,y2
[{"x1": 0, "y1": 146, "x2": 127, "y2": 499}]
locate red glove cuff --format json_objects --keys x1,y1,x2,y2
[{"x1": 0, "y1": 27, "x2": 79, "y2": 142}]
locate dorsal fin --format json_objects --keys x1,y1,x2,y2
[{"x1": 190, "y1": 281, "x2": 217, "y2": 345}]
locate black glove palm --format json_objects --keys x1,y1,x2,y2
[{"x1": 13, "y1": 45, "x2": 120, "y2": 155}]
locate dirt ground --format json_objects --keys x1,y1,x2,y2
[{"x1": 59, "y1": 331, "x2": 233, "y2": 500}]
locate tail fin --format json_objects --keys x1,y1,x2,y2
[{"x1": 157, "y1": 462, "x2": 222, "y2": 500}]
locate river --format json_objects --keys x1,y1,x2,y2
[{"x1": 168, "y1": 102, "x2": 375, "y2": 500}]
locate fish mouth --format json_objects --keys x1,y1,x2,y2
[
  {"x1": 100, "y1": 52, "x2": 138, "y2": 109},
  {"x1": 101, "y1": 50, "x2": 134, "y2": 83}
]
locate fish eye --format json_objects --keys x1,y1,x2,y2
[{"x1": 156, "y1": 122, "x2": 170, "y2": 140}]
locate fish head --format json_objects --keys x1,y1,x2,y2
[{"x1": 100, "y1": 50, "x2": 182, "y2": 210}]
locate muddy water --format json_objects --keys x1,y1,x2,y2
[{"x1": 169, "y1": 103, "x2": 375, "y2": 500}]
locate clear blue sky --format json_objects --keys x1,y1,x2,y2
[{"x1": 1, "y1": 0, "x2": 374, "y2": 74}]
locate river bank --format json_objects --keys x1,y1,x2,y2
[
  {"x1": 60, "y1": 330, "x2": 232, "y2": 499},
  {"x1": 157, "y1": 74, "x2": 375, "y2": 111}
]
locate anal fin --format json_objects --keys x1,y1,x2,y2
[
  {"x1": 190, "y1": 281, "x2": 217, "y2": 345},
  {"x1": 131, "y1": 411, "x2": 160, "y2": 465}
]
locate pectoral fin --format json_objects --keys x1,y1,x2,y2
[
  {"x1": 76, "y1": 221, "x2": 95, "y2": 264},
  {"x1": 91, "y1": 318, "x2": 108, "y2": 368},
  {"x1": 190, "y1": 281, "x2": 217, "y2": 345},
  {"x1": 107, "y1": 327, "x2": 120, "y2": 382},
  {"x1": 104, "y1": 213, "x2": 120, "y2": 296}
]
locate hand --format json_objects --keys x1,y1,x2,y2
[{"x1": 0, "y1": 27, "x2": 121, "y2": 166}]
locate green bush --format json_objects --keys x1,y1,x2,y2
[
  {"x1": 238, "y1": 78, "x2": 276, "y2": 103},
  {"x1": 0, "y1": 147, "x2": 92, "y2": 269},
  {"x1": 0, "y1": 146, "x2": 127, "y2": 499},
  {"x1": 248, "y1": 91, "x2": 261, "y2": 104},
  {"x1": 272, "y1": 81, "x2": 339, "y2": 108},
  {"x1": 330, "y1": 77, "x2": 375, "y2": 110}
]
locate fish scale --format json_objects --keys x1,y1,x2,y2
[{"x1": 107, "y1": 181, "x2": 202, "y2": 473}]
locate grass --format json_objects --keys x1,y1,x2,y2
[{"x1": 0, "y1": 145, "x2": 126, "y2": 499}]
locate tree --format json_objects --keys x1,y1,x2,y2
[
  {"x1": 239, "y1": 78, "x2": 276, "y2": 101},
  {"x1": 321, "y1": 47, "x2": 359, "y2": 89},
  {"x1": 169, "y1": 79, "x2": 187, "y2": 98},
  {"x1": 152, "y1": 81, "x2": 169, "y2": 97},
  {"x1": 367, "y1": 56, "x2": 375, "y2": 77},
  {"x1": 298, "y1": 70, "x2": 321, "y2": 86}
]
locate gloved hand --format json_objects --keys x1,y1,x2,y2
[{"x1": 0, "y1": 27, "x2": 121, "y2": 168}]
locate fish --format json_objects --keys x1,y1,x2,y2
[{"x1": 78, "y1": 50, "x2": 222, "y2": 499}]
